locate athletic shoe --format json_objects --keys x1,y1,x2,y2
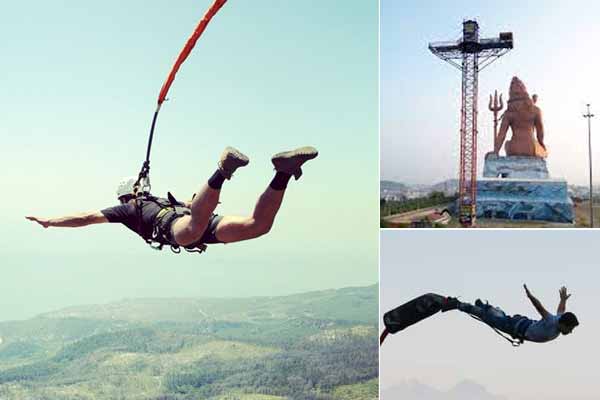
[
  {"x1": 441, "y1": 296, "x2": 460, "y2": 312},
  {"x1": 271, "y1": 146, "x2": 318, "y2": 180},
  {"x1": 218, "y1": 147, "x2": 249, "y2": 179}
]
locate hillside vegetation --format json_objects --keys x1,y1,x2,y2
[
  {"x1": 380, "y1": 191, "x2": 456, "y2": 218},
  {"x1": 0, "y1": 285, "x2": 378, "y2": 400}
]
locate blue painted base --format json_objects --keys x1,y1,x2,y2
[
  {"x1": 476, "y1": 178, "x2": 574, "y2": 223},
  {"x1": 483, "y1": 155, "x2": 549, "y2": 179}
]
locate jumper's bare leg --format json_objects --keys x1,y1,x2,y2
[
  {"x1": 172, "y1": 185, "x2": 221, "y2": 246},
  {"x1": 172, "y1": 147, "x2": 249, "y2": 246},
  {"x1": 215, "y1": 187, "x2": 285, "y2": 243},
  {"x1": 215, "y1": 146, "x2": 318, "y2": 244}
]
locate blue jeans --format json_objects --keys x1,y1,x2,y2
[{"x1": 458, "y1": 301, "x2": 532, "y2": 339}]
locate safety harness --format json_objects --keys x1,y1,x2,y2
[
  {"x1": 467, "y1": 313, "x2": 525, "y2": 347},
  {"x1": 135, "y1": 193, "x2": 207, "y2": 255}
]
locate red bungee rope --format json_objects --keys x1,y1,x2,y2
[{"x1": 135, "y1": 0, "x2": 228, "y2": 193}]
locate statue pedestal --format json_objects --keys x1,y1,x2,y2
[
  {"x1": 476, "y1": 178, "x2": 574, "y2": 223},
  {"x1": 476, "y1": 155, "x2": 573, "y2": 223},
  {"x1": 483, "y1": 155, "x2": 549, "y2": 179}
]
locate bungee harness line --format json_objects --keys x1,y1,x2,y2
[
  {"x1": 379, "y1": 328, "x2": 389, "y2": 345},
  {"x1": 134, "y1": 0, "x2": 228, "y2": 194},
  {"x1": 382, "y1": 294, "x2": 525, "y2": 347},
  {"x1": 381, "y1": 313, "x2": 523, "y2": 348},
  {"x1": 467, "y1": 313, "x2": 523, "y2": 347}
]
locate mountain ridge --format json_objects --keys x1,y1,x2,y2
[
  {"x1": 382, "y1": 379, "x2": 507, "y2": 400},
  {"x1": 34, "y1": 284, "x2": 378, "y2": 324}
]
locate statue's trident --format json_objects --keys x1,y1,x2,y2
[{"x1": 488, "y1": 90, "x2": 504, "y2": 152}]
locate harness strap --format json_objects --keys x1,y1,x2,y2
[
  {"x1": 135, "y1": 194, "x2": 207, "y2": 255},
  {"x1": 467, "y1": 313, "x2": 524, "y2": 347}
]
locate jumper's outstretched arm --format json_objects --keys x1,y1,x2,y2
[
  {"x1": 26, "y1": 212, "x2": 108, "y2": 228},
  {"x1": 524, "y1": 284, "x2": 550, "y2": 319},
  {"x1": 557, "y1": 286, "x2": 571, "y2": 315}
]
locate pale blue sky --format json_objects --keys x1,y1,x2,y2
[
  {"x1": 0, "y1": 1, "x2": 378, "y2": 321},
  {"x1": 381, "y1": 0, "x2": 600, "y2": 185},
  {"x1": 381, "y1": 230, "x2": 599, "y2": 400}
]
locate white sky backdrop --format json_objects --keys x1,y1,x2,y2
[{"x1": 381, "y1": 0, "x2": 600, "y2": 186}]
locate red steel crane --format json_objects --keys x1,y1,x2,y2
[{"x1": 429, "y1": 20, "x2": 513, "y2": 226}]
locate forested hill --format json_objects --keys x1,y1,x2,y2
[
  {"x1": 0, "y1": 285, "x2": 378, "y2": 400},
  {"x1": 38, "y1": 285, "x2": 377, "y2": 324}
]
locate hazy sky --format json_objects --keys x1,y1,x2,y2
[
  {"x1": 381, "y1": 0, "x2": 600, "y2": 185},
  {"x1": 380, "y1": 230, "x2": 599, "y2": 400},
  {"x1": 0, "y1": 1, "x2": 378, "y2": 321}
]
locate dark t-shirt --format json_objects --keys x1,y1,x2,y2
[{"x1": 101, "y1": 200, "x2": 164, "y2": 238}]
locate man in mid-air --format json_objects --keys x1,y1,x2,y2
[
  {"x1": 443, "y1": 284, "x2": 579, "y2": 343},
  {"x1": 26, "y1": 146, "x2": 318, "y2": 252}
]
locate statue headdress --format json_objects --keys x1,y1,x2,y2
[{"x1": 507, "y1": 76, "x2": 534, "y2": 112}]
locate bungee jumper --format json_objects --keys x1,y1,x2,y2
[
  {"x1": 26, "y1": 0, "x2": 319, "y2": 253},
  {"x1": 27, "y1": 146, "x2": 317, "y2": 253},
  {"x1": 381, "y1": 285, "x2": 579, "y2": 346}
]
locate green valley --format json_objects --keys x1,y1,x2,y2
[{"x1": 0, "y1": 285, "x2": 378, "y2": 400}]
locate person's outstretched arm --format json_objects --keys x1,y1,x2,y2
[
  {"x1": 26, "y1": 212, "x2": 108, "y2": 228},
  {"x1": 524, "y1": 284, "x2": 550, "y2": 319},
  {"x1": 557, "y1": 286, "x2": 571, "y2": 315}
]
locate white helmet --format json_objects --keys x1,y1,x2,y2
[{"x1": 116, "y1": 177, "x2": 138, "y2": 199}]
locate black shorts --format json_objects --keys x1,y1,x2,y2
[
  {"x1": 164, "y1": 213, "x2": 224, "y2": 246},
  {"x1": 197, "y1": 213, "x2": 224, "y2": 244}
]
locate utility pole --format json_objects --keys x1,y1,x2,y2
[{"x1": 584, "y1": 104, "x2": 595, "y2": 227}]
